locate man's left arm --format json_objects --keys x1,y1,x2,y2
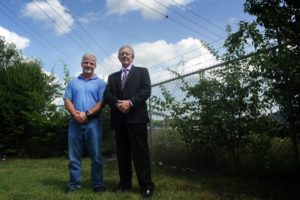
[
  {"x1": 129, "y1": 68, "x2": 151, "y2": 107},
  {"x1": 87, "y1": 81, "x2": 105, "y2": 115},
  {"x1": 86, "y1": 101, "x2": 104, "y2": 116}
]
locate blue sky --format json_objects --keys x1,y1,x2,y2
[{"x1": 0, "y1": 0, "x2": 254, "y2": 85}]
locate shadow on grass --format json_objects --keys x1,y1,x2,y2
[
  {"x1": 40, "y1": 178, "x2": 69, "y2": 192},
  {"x1": 152, "y1": 163, "x2": 300, "y2": 200}
]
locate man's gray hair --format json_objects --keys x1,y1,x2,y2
[
  {"x1": 118, "y1": 45, "x2": 135, "y2": 59},
  {"x1": 82, "y1": 53, "x2": 96, "y2": 63}
]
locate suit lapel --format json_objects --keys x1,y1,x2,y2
[{"x1": 116, "y1": 70, "x2": 122, "y2": 90}]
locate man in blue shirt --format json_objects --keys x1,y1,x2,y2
[{"x1": 64, "y1": 53, "x2": 105, "y2": 193}]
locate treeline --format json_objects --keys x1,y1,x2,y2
[
  {"x1": 152, "y1": 0, "x2": 300, "y2": 175},
  {"x1": 0, "y1": 37, "x2": 69, "y2": 157}
]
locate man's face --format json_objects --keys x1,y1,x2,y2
[
  {"x1": 81, "y1": 57, "x2": 96, "y2": 74},
  {"x1": 118, "y1": 47, "x2": 133, "y2": 68}
]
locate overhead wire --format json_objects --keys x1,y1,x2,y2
[
  {"x1": 43, "y1": 0, "x2": 112, "y2": 73},
  {"x1": 30, "y1": 0, "x2": 89, "y2": 53},
  {"x1": 58, "y1": 2, "x2": 120, "y2": 64},
  {"x1": 153, "y1": 0, "x2": 224, "y2": 38},
  {"x1": 44, "y1": 1, "x2": 98, "y2": 53},
  {"x1": 149, "y1": 44, "x2": 225, "y2": 75},
  {"x1": 171, "y1": 0, "x2": 226, "y2": 33},
  {"x1": 135, "y1": 0, "x2": 228, "y2": 49},
  {"x1": 134, "y1": 0, "x2": 217, "y2": 42},
  {"x1": 150, "y1": 43, "x2": 255, "y2": 83},
  {"x1": 30, "y1": 0, "x2": 228, "y2": 76},
  {"x1": 2, "y1": 1, "x2": 236, "y2": 81},
  {"x1": 0, "y1": 1, "x2": 73, "y2": 64},
  {"x1": 148, "y1": 43, "x2": 226, "y2": 71}
]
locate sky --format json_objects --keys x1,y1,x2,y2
[{"x1": 0, "y1": 0, "x2": 255, "y2": 86}]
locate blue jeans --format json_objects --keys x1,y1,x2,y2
[{"x1": 68, "y1": 118, "x2": 103, "y2": 190}]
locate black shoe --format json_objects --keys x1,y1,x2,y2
[
  {"x1": 94, "y1": 187, "x2": 105, "y2": 194},
  {"x1": 113, "y1": 185, "x2": 131, "y2": 192},
  {"x1": 141, "y1": 184, "x2": 154, "y2": 198}
]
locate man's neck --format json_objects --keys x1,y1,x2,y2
[
  {"x1": 82, "y1": 73, "x2": 94, "y2": 80},
  {"x1": 122, "y1": 64, "x2": 132, "y2": 69}
]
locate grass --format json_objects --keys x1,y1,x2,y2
[{"x1": 0, "y1": 158, "x2": 300, "y2": 200}]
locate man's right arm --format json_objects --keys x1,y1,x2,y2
[
  {"x1": 64, "y1": 98, "x2": 77, "y2": 118},
  {"x1": 104, "y1": 75, "x2": 119, "y2": 108},
  {"x1": 64, "y1": 98, "x2": 87, "y2": 123}
]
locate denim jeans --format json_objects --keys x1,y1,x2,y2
[{"x1": 68, "y1": 118, "x2": 103, "y2": 190}]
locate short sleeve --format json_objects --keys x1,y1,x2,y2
[
  {"x1": 64, "y1": 81, "x2": 73, "y2": 100},
  {"x1": 98, "y1": 80, "x2": 105, "y2": 102}
]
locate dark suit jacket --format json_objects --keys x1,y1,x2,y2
[{"x1": 104, "y1": 65, "x2": 151, "y2": 129}]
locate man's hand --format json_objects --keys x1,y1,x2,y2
[
  {"x1": 74, "y1": 111, "x2": 88, "y2": 124},
  {"x1": 116, "y1": 100, "x2": 131, "y2": 113}
]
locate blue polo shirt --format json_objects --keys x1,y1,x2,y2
[{"x1": 64, "y1": 74, "x2": 105, "y2": 112}]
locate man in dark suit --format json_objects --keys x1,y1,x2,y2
[{"x1": 104, "y1": 45, "x2": 154, "y2": 198}]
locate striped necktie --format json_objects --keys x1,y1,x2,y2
[{"x1": 121, "y1": 68, "x2": 128, "y2": 89}]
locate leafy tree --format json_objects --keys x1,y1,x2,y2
[
  {"x1": 152, "y1": 50, "x2": 269, "y2": 169},
  {"x1": 0, "y1": 36, "x2": 68, "y2": 157},
  {"x1": 225, "y1": 0, "x2": 300, "y2": 169}
]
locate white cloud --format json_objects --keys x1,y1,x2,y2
[
  {"x1": 96, "y1": 37, "x2": 218, "y2": 84},
  {"x1": 22, "y1": 0, "x2": 74, "y2": 35},
  {"x1": 106, "y1": 0, "x2": 193, "y2": 20},
  {"x1": 78, "y1": 11, "x2": 103, "y2": 24},
  {"x1": 0, "y1": 26, "x2": 30, "y2": 50}
]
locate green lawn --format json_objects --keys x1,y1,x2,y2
[{"x1": 0, "y1": 158, "x2": 299, "y2": 200}]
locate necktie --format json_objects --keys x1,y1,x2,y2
[{"x1": 121, "y1": 68, "x2": 128, "y2": 89}]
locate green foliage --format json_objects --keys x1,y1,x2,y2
[
  {"x1": 152, "y1": 0, "x2": 299, "y2": 173},
  {"x1": 229, "y1": 0, "x2": 300, "y2": 131},
  {"x1": 226, "y1": 0, "x2": 300, "y2": 167},
  {"x1": 62, "y1": 61, "x2": 73, "y2": 87},
  {"x1": 0, "y1": 37, "x2": 68, "y2": 157},
  {"x1": 150, "y1": 128, "x2": 189, "y2": 167},
  {"x1": 153, "y1": 60, "x2": 269, "y2": 168}
]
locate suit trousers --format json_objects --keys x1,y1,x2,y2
[{"x1": 115, "y1": 123, "x2": 152, "y2": 190}]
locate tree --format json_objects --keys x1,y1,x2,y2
[
  {"x1": 225, "y1": 0, "x2": 300, "y2": 171},
  {"x1": 0, "y1": 37, "x2": 67, "y2": 157},
  {"x1": 152, "y1": 55, "x2": 269, "y2": 169}
]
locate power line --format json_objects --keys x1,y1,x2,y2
[
  {"x1": 150, "y1": 53, "x2": 217, "y2": 76},
  {"x1": 151, "y1": 43, "x2": 256, "y2": 85},
  {"x1": 95, "y1": 21, "x2": 146, "y2": 42},
  {"x1": 0, "y1": 1, "x2": 73, "y2": 63},
  {"x1": 31, "y1": 0, "x2": 89, "y2": 52},
  {"x1": 148, "y1": 43, "x2": 226, "y2": 72},
  {"x1": 43, "y1": 0, "x2": 113, "y2": 73},
  {"x1": 153, "y1": 0, "x2": 224, "y2": 39},
  {"x1": 171, "y1": 0, "x2": 226, "y2": 33},
  {"x1": 44, "y1": 1, "x2": 98, "y2": 53},
  {"x1": 58, "y1": 2, "x2": 114, "y2": 59},
  {"x1": 151, "y1": 45, "x2": 260, "y2": 87},
  {"x1": 134, "y1": 0, "x2": 216, "y2": 42}
]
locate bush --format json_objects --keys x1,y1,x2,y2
[
  {"x1": 150, "y1": 128, "x2": 190, "y2": 167},
  {"x1": 150, "y1": 127, "x2": 297, "y2": 177}
]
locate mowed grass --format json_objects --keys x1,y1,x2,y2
[{"x1": 0, "y1": 158, "x2": 299, "y2": 200}]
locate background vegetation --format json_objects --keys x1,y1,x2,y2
[
  {"x1": 151, "y1": 0, "x2": 300, "y2": 176},
  {"x1": 0, "y1": 0, "x2": 299, "y2": 186}
]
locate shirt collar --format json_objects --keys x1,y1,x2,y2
[
  {"x1": 78, "y1": 74, "x2": 98, "y2": 80},
  {"x1": 122, "y1": 64, "x2": 132, "y2": 72}
]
